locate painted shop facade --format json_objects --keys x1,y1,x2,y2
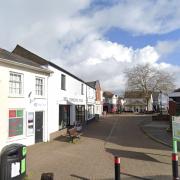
[
  {"x1": 0, "y1": 45, "x2": 98, "y2": 150},
  {"x1": 0, "y1": 48, "x2": 51, "y2": 151}
]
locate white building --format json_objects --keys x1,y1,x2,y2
[
  {"x1": 13, "y1": 45, "x2": 96, "y2": 140},
  {"x1": 124, "y1": 91, "x2": 153, "y2": 112},
  {"x1": 86, "y1": 85, "x2": 96, "y2": 120},
  {"x1": 86, "y1": 81, "x2": 103, "y2": 116},
  {"x1": 103, "y1": 91, "x2": 118, "y2": 113},
  {"x1": 0, "y1": 48, "x2": 52, "y2": 150}
]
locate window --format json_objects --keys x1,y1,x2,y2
[
  {"x1": 9, "y1": 109, "x2": 24, "y2": 137},
  {"x1": 76, "y1": 105, "x2": 85, "y2": 124},
  {"x1": 9, "y1": 72, "x2": 23, "y2": 96},
  {"x1": 35, "y1": 77, "x2": 44, "y2": 96},
  {"x1": 61, "y1": 74, "x2": 66, "y2": 90},
  {"x1": 81, "y1": 84, "x2": 84, "y2": 95},
  {"x1": 59, "y1": 105, "x2": 70, "y2": 130},
  {"x1": 88, "y1": 105, "x2": 94, "y2": 119}
]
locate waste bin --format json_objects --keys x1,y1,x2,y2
[{"x1": 0, "y1": 143, "x2": 27, "y2": 180}]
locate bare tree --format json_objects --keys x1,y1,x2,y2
[{"x1": 124, "y1": 63, "x2": 175, "y2": 110}]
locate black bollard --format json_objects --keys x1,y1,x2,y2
[
  {"x1": 114, "y1": 156, "x2": 120, "y2": 180},
  {"x1": 172, "y1": 153, "x2": 179, "y2": 180}
]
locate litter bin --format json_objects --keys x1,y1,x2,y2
[{"x1": 0, "y1": 143, "x2": 27, "y2": 180}]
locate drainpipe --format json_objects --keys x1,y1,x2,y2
[{"x1": 46, "y1": 75, "x2": 49, "y2": 141}]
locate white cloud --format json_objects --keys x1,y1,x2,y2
[
  {"x1": 91, "y1": 0, "x2": 180, "y2": 35},
  {"x1": 0, "y1": 0, "x2": 180, "y2": 92},
  {"x1": 156, "y1": 40, "x2": 180, "y2": 56}
]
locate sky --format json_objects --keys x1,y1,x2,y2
[{"x1": 0, "y1": 0, "x2": 180, "y2": 93}]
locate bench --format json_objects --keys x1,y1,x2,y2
[{"x1": 67, "y1": 127, "x2": 81, "y2": 143}]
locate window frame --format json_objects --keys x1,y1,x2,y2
[
  {"x1": 35, "y1": 76, "x2": 45, "y2": 97},
  {"x1": 8, "y1": 109, "x2": 24, "y2": 138},
  {"x1": 9, "y1": 71, "x2": 24, "y2": 97}
]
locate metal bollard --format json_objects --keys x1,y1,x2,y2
[
  {"x1": 114, "y1": 156, "x2": 120, "y2": 180},
  {"x1": 41, "y1": 173, "x2": 54, "y2": 180},
  {"x1": 172, "y1": 153, "x2": 179, "y2": 180}
]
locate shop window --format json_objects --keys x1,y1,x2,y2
[
  {"x1": 59, "y1": 105, "x2": 70, "y2": 129},
  {"x1": 61, "y1": 74, "x2": 66, "y2": 90},
  {"x1": 9, "y1": 72, "x2": 23, "y2": 96},
  {"x1": 35, "y1": 77, "x2": 44, "y2": 96},
  {"x1": 76, "y1": 105, "x2": 85, "y2": 124},
  {"x1": 9, "y1": 109, "x2": 24, "y2": 137},
  {"x1": 88, "y1": 105, "x2": 94, "y2": 119}
]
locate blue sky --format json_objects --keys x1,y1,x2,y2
[
  {"x1": 105, "y1": 28, "x2": 180, "y2": 65},
  {"x1": 0, "y1": 0, "x2": 180, "y2": 91}
]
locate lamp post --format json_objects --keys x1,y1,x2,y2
[{"x1": 160, "y1": 90, "x2": 162, "y2": 115}]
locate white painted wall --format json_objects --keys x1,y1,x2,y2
[
  {"x1": 0, "y1": 62, "x2": 49, "y2": 151},
  {"x1": 47, "y1": 66, "x2": 87, "y2": 137},
  {"x1": 86, "y1": 85, "x2": 96, "y2": 120}
]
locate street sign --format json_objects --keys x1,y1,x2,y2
[{"x1": 172, "y1": 116, "x2": 180, "y2": 141}]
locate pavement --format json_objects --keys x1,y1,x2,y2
[
  {"x1": 26, "y1": 114, "x2": 173, "y2": 180},
  {"x1": 140, "y1": 118, "x2": 172, "y2": 147}
]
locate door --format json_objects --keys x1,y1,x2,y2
[
  {"x1": 35, "y1": 111, "x2": 43, "y2": 143},
  {"x1": 59, "y1": 105, "x2": 70, "y2": 130}
]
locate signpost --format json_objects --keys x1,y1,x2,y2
[{"x1": 172, "y1": 116, "x2": 180, "y2": 180}]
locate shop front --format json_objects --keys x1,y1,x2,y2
[{"x1": 59, "y1": 105, "x2": 70, "y2": 130}]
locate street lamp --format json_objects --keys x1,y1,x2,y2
[{"x1": 159, "y1": 90, "x2": 162, "y2": 115}]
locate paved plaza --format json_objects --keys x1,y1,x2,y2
[{"x1": 27, "y1": 115, "x2": 173, "y2": 180}]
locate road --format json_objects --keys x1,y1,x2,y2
[{"x1": 27, "y1": 114, "x2": 172, "y2": 180}]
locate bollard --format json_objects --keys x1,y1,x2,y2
[
  {"x1": 41, "y1": 173, "x2": 54, "y2": 180},
  {"x1": 114, "y1": 156, "x2": 120, "y2": 180},
  {"x1": 172, "y1": 153, "x2": 179, "y2": 180}
]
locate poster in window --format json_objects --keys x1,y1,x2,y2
[
  {"x1": 9, "y1": 109, "x2": 24, "y2": 137},
  {"x1": 27, "y1": 112, "x2": 34, "y2": 136}
]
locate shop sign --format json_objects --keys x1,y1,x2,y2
[
  {"x1": 172, "y1": 116, "x2": 180, "y2": 141},
  {"x1": 63, "y1": 97, "x2": 83, "y2": 103}
]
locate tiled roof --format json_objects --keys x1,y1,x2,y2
[
  {"x1": 12, "y1": 45, "x2": 48, "y2": 65},
  {"x1": 103, "y1": 91, "x2": 114, "y2": 98},
  {"x1": 86, "y1": 81, "x2": 96, "y2": 88},
  {"x1": 0, "y1": 48, "x2": 48, "y2": 70},
  {"x1": 12, "y1": 45, "x2": 87, "y2": 84}
]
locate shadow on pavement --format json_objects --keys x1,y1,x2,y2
[
  {"x1": 106, "y1": 148, "x2": 159, "y2": 163},
  {"x1": 82, "y1": 115, "x2": 170, "y2": 151},
  {"x1": 106, "y1": 147, "x2": 174, "y2": 166},
  {"x1": 122, "y1": 174, "x2": 171, "y2": 180},
  {"x1": 71, "y1": 174, "x2": 90, "y2": 180},
  {"x1": 71, "y1": 173, "x2": 171, "y2": 180}
]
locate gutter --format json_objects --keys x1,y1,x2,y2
[{"x1": 0, "y1": 58, "x2": 53, "y2": 74}]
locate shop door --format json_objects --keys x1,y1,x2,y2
[
  {"x1": 35, "y1": 111, "x2": 43, "y2": 143},
  {"x1": 59, "y1": 105, "x2": 70, "y2": 130}
]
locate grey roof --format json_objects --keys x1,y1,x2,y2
[
  {"x1": 103, "y1": 91, "x2": 114, "y2": 98},
  {"x1": 86, "y1": 81, "x2": 96, "y2": 88},
  {"x1": 12, "y1": 45, "x2": 92, "y2": 86},
  {"x1": 0, "y1": 48, "x2": 45, "y2": 69}
]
